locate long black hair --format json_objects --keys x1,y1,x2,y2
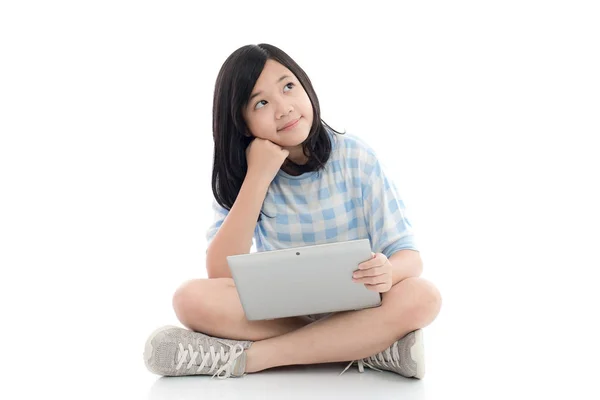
[{"x1": 211, "y1": 43, "x2": 343, "y2": 213}]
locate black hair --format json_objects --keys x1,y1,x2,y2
[{"x1": 211, "y1": 43, "x2": 343, "y2": 215}]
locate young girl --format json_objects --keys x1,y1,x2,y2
[{"x1": 144, "y1": 43, "x2": 442, "y2": 380}]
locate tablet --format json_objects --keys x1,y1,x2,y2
[{"x1": 227, "y1": 239, "x2": 382, "y2": 321}]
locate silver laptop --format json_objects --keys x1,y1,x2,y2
[{"x1": 227, "y1": 239, "x2": 382, "y2": 321}]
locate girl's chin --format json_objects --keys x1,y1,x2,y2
[{"x1": 280, "y1": 132, "x2": 310, "y2": 147}]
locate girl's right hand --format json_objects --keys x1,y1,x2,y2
[{"x1": 245, "y1": 138, "x2": 290, "y2": 184}]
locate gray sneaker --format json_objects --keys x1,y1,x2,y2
[
  {"x1": 340, "y1": 329, "x2": 425, "y2": 379},
  {"x1": 144, "y1": 325, "x2": 253, "y2": 379}
]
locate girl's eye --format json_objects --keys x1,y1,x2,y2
[{"x1": 254, "y1": 82, "x2": 295, "y2": 110}]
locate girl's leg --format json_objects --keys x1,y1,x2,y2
[
  {"x1": 172, "y1": 278, "x2": 312, "y2": 341},
  {"x1": 244, "y1": 277, "x2": 442, "y2": 373}
]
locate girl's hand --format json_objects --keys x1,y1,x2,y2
[
  {"x1": 245, "y1": 138, "x2": 290, "y2": 184},
  {"x1": 353, "y1": 253, "x2": 393, "y2": 293}
]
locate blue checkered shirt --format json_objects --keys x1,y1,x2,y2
[{"x1": 206, "y1": 131, "x2": 418, "y2": 258}]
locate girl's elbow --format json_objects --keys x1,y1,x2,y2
[{"x1": 205, "y1": 255, "x2": 231, "y2": 279}]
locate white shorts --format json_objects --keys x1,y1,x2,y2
[{"x1": 304, "y1": 312, "x2": 334, "y2": 322}]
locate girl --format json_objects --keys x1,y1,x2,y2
[{"x1": 144, "y1": 44, "x2": 442, "y2": 380}]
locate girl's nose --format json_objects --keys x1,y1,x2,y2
[{"x1": 276, "y1": 103, "x2": 294, "y2": 118}]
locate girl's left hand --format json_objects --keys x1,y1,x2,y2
[{"x1": 353, "y1": 253, "x2": 393, "y2": 293}]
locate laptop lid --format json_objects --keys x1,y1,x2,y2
[{"x1": 227, "y1": 239, "x2": 382, "y2": 321}]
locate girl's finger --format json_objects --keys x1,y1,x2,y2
[
  {"x1": 358, "y1": 253, "x2": 384, "y2": 270},
  {"x1": 365, "y1": 282, "x2": 391, "y2": 292},
  {"x1": 353, "y1": 274, "x2": 386, "y2": 285},
  {"x1": 353, "y1": 266, "x2": 388, "y2": 279}
]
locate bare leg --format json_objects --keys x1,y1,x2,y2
[
  {"x1": 172, "y1": 278, "x2": 312, "y2": 341},
  {"x1": 244, "y1": 277, "x2": 442, "y2": 373}
]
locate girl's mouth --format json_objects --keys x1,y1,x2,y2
[{"x1": 278, "y1": 117, "x2": 301, "y2": 131}]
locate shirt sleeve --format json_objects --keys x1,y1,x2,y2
[
  {"x1": 205, "y1": 199, "x2": 256, "y2": 251},
  {"x1": 206, "y1": 199, "x2": 229, "y2": 247},
  {"x1": 361, "y1": 155, "x2": 418, "y2": 258}
]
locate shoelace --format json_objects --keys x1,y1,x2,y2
[
  {"x1": 340, "y1": 359, "x2": 383, "y2": 375},
  {"x1": 339, "y1": 340, "x2": 402, "y2": 375},
  {"x1": 175, "y1": 341, "x2": 245, "y2": 379}
]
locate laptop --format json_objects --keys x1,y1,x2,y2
[{"x1": 227, "y1": 239, "x2": 382, "y2": 321}]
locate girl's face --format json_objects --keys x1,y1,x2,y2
[{"x1": 243, "y1": 60, "x2": 314, "y2": 159}]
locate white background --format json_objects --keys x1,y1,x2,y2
[{"x1": 1, "y1": 1, "x2": 599, "y2": 398}]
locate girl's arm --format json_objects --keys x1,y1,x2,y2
[
  {"x1": 389, "y1": 249, "x2": 423, "y2": 285},
  {"x1": 205, "y1": 173, "x2": 270, "y2": 279},
  {"x1": 207, "y1": 138, "x2": 289, "y2": 278}
]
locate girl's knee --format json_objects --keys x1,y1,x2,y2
[
  {"x1": 405, "y1": 277, "x2": 442, "y2": 327},
  {"x1": 386, "y1": 277, "x2": 442, "y2": 329},
  {"x1": 172, "y1": 278, "x2": 234, "y2": 330},
  {"x1": 172, "y1": 279, "x2": 211, "y2": 329}
]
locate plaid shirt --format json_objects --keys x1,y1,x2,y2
[{"x1": 207, "y1": 130, "x2": 418, "y2": 258}]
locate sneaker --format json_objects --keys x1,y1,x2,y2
[
  {"x1": 144, "y1": 325, "x2": 253, "y2": 379},
  {"x1": 340, "y1": 329, "x2": 425, "y2": 379}
]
